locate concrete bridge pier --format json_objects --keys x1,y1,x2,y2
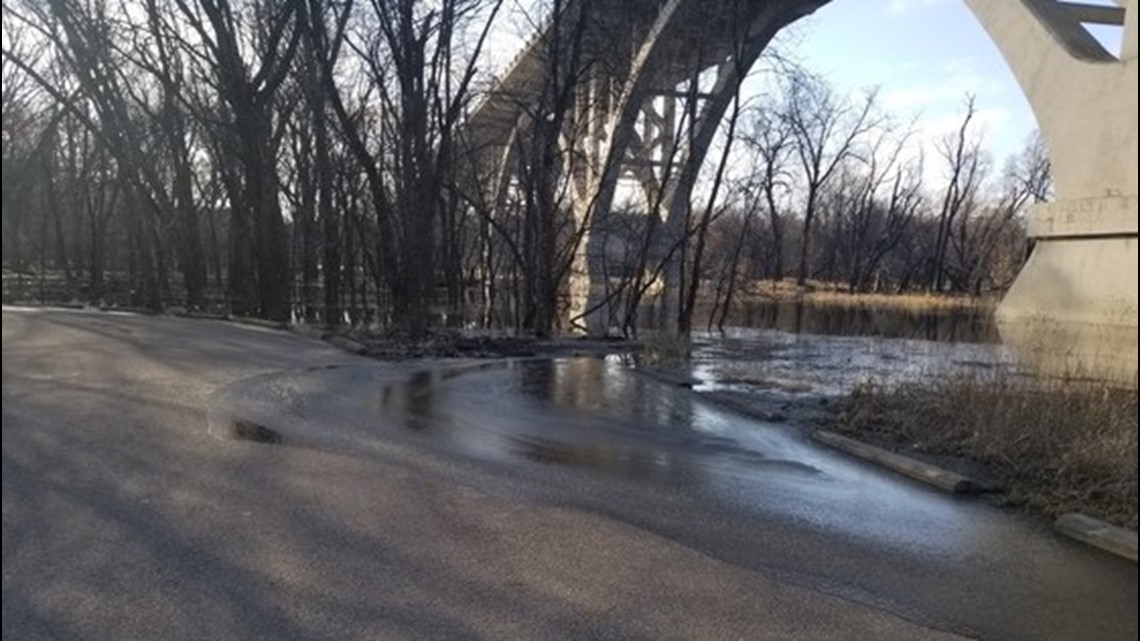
[{"x1": 968, "y1": 0, "x2": 1138, "y2": 383}]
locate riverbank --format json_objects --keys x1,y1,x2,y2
[
  {"x1": 627, "y1": 329, "x2": 1138, "y2": 531},
  {"x1": 828, "y1": 374, "x2": 1138, "y2": 530}
]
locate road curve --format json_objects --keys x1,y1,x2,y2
[{"x1": 3, "y1": 308, "x2": 1135, "y2": 640}]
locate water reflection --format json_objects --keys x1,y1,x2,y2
[
  {"x1": 403, "y1": 370, "x2": 437, "y2": 431},
  {"x1": 379, "y1": 358, "x2": 771, "y2": 486},
  {"x1": 642, "y1": 300, "x2": 998, "y2": 344},
  {"x1": 684, "y1": 325, "x2": 1022, "y2": 398},
  {"x1": 376, "y1": 358, "x2": 850, "y2": 497},
  {"x1": 374, "y1": 358, "x2": 974, "y2": 551}
]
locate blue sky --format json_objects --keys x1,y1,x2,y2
[
  {"x1": 782, "y1": 0, "x2": 1035, "y2": 165},
  {"x1": 482, "y1": 0, "x2": 1124, "y2": 186},
  {"x1": 782, "y1": 0, "x2": 1123, "y2": 165}
]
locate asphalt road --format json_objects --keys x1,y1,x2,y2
[{"x1": 3, "y1": 308, "x2": 1136, "y2": 640}]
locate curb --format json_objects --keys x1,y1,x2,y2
[
  {"x1": 1054, "y1": 513, "x2": 1138, "y2": 562},
  {"x1": 812, "y1": 430, "x2": 990, "y2": 494},
  {"x1": 222, "y1": 316, "x2": 290, "y2": 331},
  {"x1": 325, "y1": 335, "x2": 369, "y2": 355}
]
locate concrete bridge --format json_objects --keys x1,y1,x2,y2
[{"x1": 464, "y1": 0, "x2": 1138, "y2": 381}]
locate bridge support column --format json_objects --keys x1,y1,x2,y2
[{"x1": 967, "y1": 0, "x2": 1138, "y2": 383}]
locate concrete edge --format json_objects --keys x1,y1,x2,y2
[
  {"x1": 325, "y1": 335, "x2": 369, "y2": 355},
  {"x1": 182, "y1": 312, "x2": 290, "y2": 331},
  {"x1": 811, "y1": 430, "x2": 989, "y2": 494},
  {"x1": 1054, "y1": 513, "x2": 1138, "y2": 562}
]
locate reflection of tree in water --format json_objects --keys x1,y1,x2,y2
[
  {"x1": 378, "y1": 370, "x2": 438, "y2": 432},
  {"x1": 531, "y1": 359, "x2": 697, "y2": 433},
  {"x1": 509, "y1": 359, "x2": 705, "y2": 486},
  {"x1": 729, "y1": 301, "x2": 998, "y2": 344},
  {"x1": 405, "y1": 371, "x2": 436, "y2": 431},
  {"x1": 379, "y1": 360, "x2": 726, "y2": 489},
  {"x1": 507, "y1": 434, "x2": 692, "y2": 486}
]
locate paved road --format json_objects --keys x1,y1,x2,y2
[{"x1": 2, "y1": 308, "x2": 1135, "y2": 640}]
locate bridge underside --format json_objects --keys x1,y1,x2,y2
[
  {"x1": 463, "y1": 0, "x2": 828, "y2": 332},
  {"x1": 465, "y1": 0, "x2": 1138, "y2": 383}
]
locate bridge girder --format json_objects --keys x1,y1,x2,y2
[{"x1": 463, "y1": 0, "x2": 827, "y2": 333}]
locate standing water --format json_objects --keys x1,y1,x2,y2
[{"x1": 645, "y1": 300, "x2": 1023, "y2": 399}]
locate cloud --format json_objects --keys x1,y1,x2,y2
[
  {"x1": 867, "y1": 55, "x2": 1026, "y2": 184},
  {"x1": 879, "y1": 57, "x2": 1008, "y2": 114}
]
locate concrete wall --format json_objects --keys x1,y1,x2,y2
[{"x1": 967, "y1": 0, "x2": 1138, "y2": 384}]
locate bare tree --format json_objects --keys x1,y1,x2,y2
[
  {"x1": 5, "y1": 0, "x2": 187, "y2": 309},
  {"x1": 781, "y1": 71, "x2": 880, "y2": 287},
  {"x1": 315, "y1": 0, "x2": 503, "y2": 336},
  {"x1": 840, "y1": 122, "x2": 923, "y2": 292},
  {"x1": 741, "y1": 99, "x2": 795, "y2": 281},
  {"x1": 0, "y1": 0, "x2": 1053, "y2": 334},
  {"x1": 929, "y1": 94, "x2": 986, "y2": 292},
  {"x1": 950, "y1": 131, "x2": 1050, "y2": 294},
  {"x1": 171, "y1": 0, "x2": 302, "y2": 320}
]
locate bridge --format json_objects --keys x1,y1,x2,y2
[{"x1": 463, "y1": 0, "x2": 1139, "y2": 381}]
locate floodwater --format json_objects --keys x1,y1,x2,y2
[
  {"x1": 210, "y1": 351, "x2": 1133, "y2": 641},
  {"x1": 367, "y1": 357, "x2": 1014, "y2": 553},
  {"x1": 308, "y1": 357, "x2": 1001, "y2": 553},
  {"x1": 684, "y1": 325, "x2": 1023, "y2": 398},
  {"x1": 380, "y1": 358, "x2": 829, "y2": 488},
  {"x1": 649, "y1": 301, "x2": 1023, "y2": 398},
  {"x1": 667, "y1": 300, "x2": 999, "y2": 344},
  {"x1": 724, "y1": 300, "x2": 997, "y2": 343},
  {"x1": 219, "y1": 355, "x2": 1015, "y2": 550}
]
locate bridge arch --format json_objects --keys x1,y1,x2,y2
[{"x1": 468, "y1": 0, "x2": 1138, "y2": 379}]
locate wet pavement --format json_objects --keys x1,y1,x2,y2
[
  {"x1": 4, "y1": 308, "x2": 1137, "y2": 640},
  {"x1": 212, "y1": 355, "x2": 1136, "y2": 640}
]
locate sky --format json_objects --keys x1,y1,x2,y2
[
  {"x1": 783, "y1": 0, "x2": 1034, "y2": 164},
  {"x1": 762, "y1": 0, "x2": 1124, "y2": 165}
]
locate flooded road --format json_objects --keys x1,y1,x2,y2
[
  {"x1": 213, "y1": 355, "x2": 1137, "y2": 641},
  {"x1": 377, "y1": 359, "x2": 995, "y2": 549},
  {"x1": 685, "y1": 325, "x2": 1023, "y2": 398},
  {"x1": 690, "y1": 299, "x2": 1000, "y2": 344},
  {"x1": 5, "y1": 309, "x2": 1134, "y2": 641},
  {"x1": 635, "y1": 300, "x2": 1023, "y2": 398}
]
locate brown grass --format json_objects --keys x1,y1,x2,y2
[
  {"x1": 835, "y1": 372, "x2": 1138, "y2": 529},
  {"x1": 742, "y1": 278, "x2": 996, "y2": 311}
]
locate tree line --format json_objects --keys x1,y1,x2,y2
[{"x1": 1, "y1": 0, "x2": 1050, "y2": 337}]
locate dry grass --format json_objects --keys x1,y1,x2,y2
[
  {"x1": 742, "y1": 278, "x2": 996, "y2": 311},
  {"x1": 836, "y1": 372, "x2": 1138, "y2": 529}
]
